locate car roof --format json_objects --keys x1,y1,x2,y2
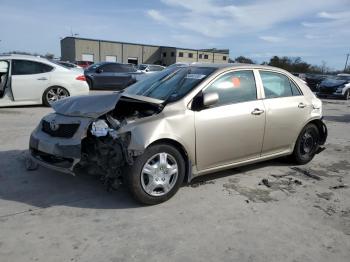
[
  {"x1": 182, "y1": 63, "x2": 291, "y2": 73},
  {"x1": 0, "y1": 54, "x2": 52, "y2": 63}
]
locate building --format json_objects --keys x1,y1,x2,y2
[{"x1": 60, "y1": 37, "x2": 229, "y2": 66}]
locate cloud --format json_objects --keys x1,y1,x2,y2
[
  {"x1": 147, "y1": 9, "x2": 168, "y2": 23},
  {"x1": 317, "y1": 11, "x2": 350, "y2": 20},
  {"x1": 147, "y1": 0, "x2": 348, "y2": 38},
  {"x1": 259, "y1": 36, "x2": 285, "y2": 43}
]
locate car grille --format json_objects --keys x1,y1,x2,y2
[{"x1": 42, "y1": 120, "x2": 80, "y2": 138}]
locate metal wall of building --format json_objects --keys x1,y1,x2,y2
[{"x1": 60, "y1": 37, "x2": 229, "y2": 66}]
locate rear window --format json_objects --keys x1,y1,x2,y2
[{"x1": 12, "y1": 60, "x2": 53, "y2": 75}]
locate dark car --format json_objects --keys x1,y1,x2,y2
[
  {"x1": 84, "y1": 62, "x2": 141, "y2": 90},
  {"x1": 304, "y1": 74, "x2": 327, "y2": 92},
  {"x1": 317, "y1": 74, "x2": 350, "y2": 100}
]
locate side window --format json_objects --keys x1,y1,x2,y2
[
  {"x1": 260, "y1": 71, "x2": 302, "y2": 98},
  {"x1": 290, "y1": 80, "x2": 302, "y2": 96},
  {"x1": 203, "y1": 70, "x2": 257, "y2": 106},
  {"x1": 12, "y1": 60, "x2": 53, "y2": 75},
  {"x1": 102, "y1": 64, "x2": 120, "y2": 72}
]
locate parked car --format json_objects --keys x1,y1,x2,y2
[
  {"x1": 317, "y1": 74, "x2": 350, "y2": 100},
  {"x1": 304, "y1": 74, "x2": 327, "y2": 92},
  {"x1": 138, "y1": 64, "x2": 165, "y2": 73},
  {"x1": 0, "y1": 55, "x2": 89, "y2": 107},
  {"x1": 54, "y1": 60, "x2": 83, "y2": 70},
  {"x1": 75, "y1": 61, "x2": 94, "y2": 69},
  {"x1": 29, "y1": 64, "x2": 327, "y2": 204},
  {"x1": 84, "y1": 62, "x2": 143, "y2": 90}
]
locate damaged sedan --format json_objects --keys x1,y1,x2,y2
[{"x1": 29, "y1": 64, "x2": 327, "y2": 204}]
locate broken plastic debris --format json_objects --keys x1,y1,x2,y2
[{"x1": 91, "y1": 120, "x2": 109, "y2": 137}]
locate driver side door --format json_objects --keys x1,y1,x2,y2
[{"x1": 194, "y1": 70, "x2": 266, "y2": 171}]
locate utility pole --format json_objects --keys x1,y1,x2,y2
[{"x1": 344, "y1": 53, "x2": 350, "y2": 72}]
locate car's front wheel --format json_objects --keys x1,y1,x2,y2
[
  {"x1": 42, "y1": 86, "x2": 70, "y2": 106},
  {"x1": 126, "y1": 144, "x2": 185, "y2": 205},
  {"x1": 291, "y1": 123, "x2": 320, "y2": 164}
]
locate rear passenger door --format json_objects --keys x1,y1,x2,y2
[
  {"x1": 11, "y1": 59, "x2": 53, "y2": 102},
  {"x1": 258, "y1": 70, "x2": 309, "y2": 155},
  {"x1": 195, "y1": 70, "x2": 266, "y2": 171}
]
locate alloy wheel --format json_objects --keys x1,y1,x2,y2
[{"x1": 46, "y1": 87, "x2": 69, "y2": 103}]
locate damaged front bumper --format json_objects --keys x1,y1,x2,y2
[
  {"x1": 29, "y1": 113, "x2": 92, "y2": 174},
  {"x1": 29, "y1": 112, "x2": 133, "y2": 180}
]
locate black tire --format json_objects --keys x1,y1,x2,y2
[
  {"x1": 344, "y1": 89, "x2": 350, "y2": 100},
  {"x1": 291, "y1": 123, "x2": 320, "y2": 165},
  {"x1": 42, "y1": 86, "x2": 70, "y2": 107},
  {"x1": 126, "y1": 144, "x2": 185, "y2": 205}
]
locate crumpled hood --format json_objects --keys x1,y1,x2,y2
[
  {"x1": 52, "y1": 93, "x2": 121, "y2": 118},
  {"x1": 320, "y1": 79, "x2": 347, "y2": 88}
]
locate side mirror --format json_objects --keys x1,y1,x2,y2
[
  {"x1": 96, "y1": 68, "x2": 103, "y2": 73},
  {"x1": 203, "y1": 92, "x2": 219, "y2": 107}
]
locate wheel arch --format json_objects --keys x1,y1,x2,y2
[
  {"x1": 148, "y1": 138, "x2": 193, "y2": 183},
  {"x1": 304, "y1": 118, "x2": 328, "y2": 145}
]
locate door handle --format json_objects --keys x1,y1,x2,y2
[
  {"x1": 37, "y1": 77, "x2": 48, "y2": 80},
  {"x1": 251, "y1": 108, "x2": 265, "y2": 115},
  {"x1": 298, "y1": 102, "x2": 306, "y2": 108}
]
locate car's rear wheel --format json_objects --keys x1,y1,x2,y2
[
  {"x1": 126, "y1": 144, "x2": 185, "y2": 205},
  {"x1": 291, "y1": 123, "x2": 320, "y2": 164},
  {"x1": 42, "y1": 86, "x2": 69, "y2": 106},
  {"x1": 344, "y1": 89, "x2": 350, "y2": 100}
]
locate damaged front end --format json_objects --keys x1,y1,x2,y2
[{"x1": 29, "y1": 92, "x2": 163, "y2": 189}]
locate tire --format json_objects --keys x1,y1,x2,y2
[
  {"x1": 344, "y1": 89, "x2": 350, "y2": 100},
  {"x1": 291, "y1": 123, "x2": 320, "y2": 165},
  {"x1": 42, "y1": 86, "x2": 70, "y2": 107},
  {"x1": 126, "y1": 144, "x2": 185, "y2": 205}
]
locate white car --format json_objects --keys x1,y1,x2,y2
[
  {"x1": 0, "y1": 55, "x2": 89, "y2": 107},
  {"x1": 137, "y1": 64, "x2": 165, "y2": 73}
]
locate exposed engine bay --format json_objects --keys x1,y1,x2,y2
[{"x1": 75, "y1": 96, "x2": 163, "y2": 189}]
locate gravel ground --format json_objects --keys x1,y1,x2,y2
[{"x1": 0, "y1": 98, "x2": 349, "y2": 262}]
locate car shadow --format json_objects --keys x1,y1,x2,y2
[
  {"x1": 188, "y1": 157, "x2": 292, "y2": 185},
  {"x1": 0, "y1": 150, "x2": 139, "y2": 215},
  {"x1": 0, "y1": 149, "x2": 293, "y2": 214}
]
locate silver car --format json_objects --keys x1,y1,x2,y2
[{"x1": 29, "y1": 64, "x2": 327, "y2": 204}]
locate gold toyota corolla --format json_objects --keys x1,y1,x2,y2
[{"x1": 29, "y1": 64, "x2": 327, "y2": 204}]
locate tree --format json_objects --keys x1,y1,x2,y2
[{"x1": 234, "y1": 56, "x2": 255, "y2": 64}]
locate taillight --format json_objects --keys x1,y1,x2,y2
[{"x1": 76, "y1": 75, "x2": 86, "y2": 81}]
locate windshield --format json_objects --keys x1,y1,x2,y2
[{"x1": 124, "y1": 66, "x2": 216, "y2": 102}]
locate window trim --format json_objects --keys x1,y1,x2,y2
[
  {"x1": 191, "y1": 69, "x2": 260, "y2": 110},
  {"x1": 258, "y1": 69, "x2": 304, "y2": 100}
]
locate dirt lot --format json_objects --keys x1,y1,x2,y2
[{"x1": 0, "y1": 98, "x2": 349, "y2": 262}]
